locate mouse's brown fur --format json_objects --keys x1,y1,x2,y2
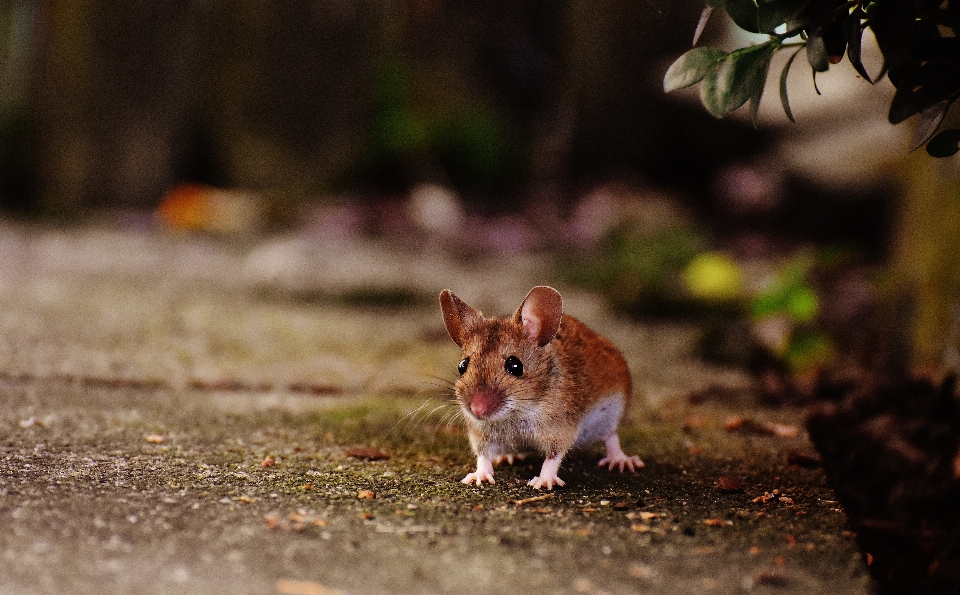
[{"x1": 440, "y1": 285, "x2": 644, "y2": 489}]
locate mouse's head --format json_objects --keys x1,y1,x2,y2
[{"x1": 439, "y1": 286, "x2": 563, "y2": 422}]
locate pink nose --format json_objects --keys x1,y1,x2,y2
[{"x1": 467, "y1": 389, "x2": 502, "y2": 418}]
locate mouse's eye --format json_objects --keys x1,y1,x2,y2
[
  {"x1": 458, "y1": 357, "x2": 470, "y2": 375},
  {"x1": 504, "y1": 355, "x2": 523, "y2": 377}
]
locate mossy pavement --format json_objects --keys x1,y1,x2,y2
[{"x1": 0, "y1": 223, "x2": 870, "y2": 594}]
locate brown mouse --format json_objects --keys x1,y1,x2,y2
[{"x1": 439, "y1": 285, "x2": 644, "y2": 489}]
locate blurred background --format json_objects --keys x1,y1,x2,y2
[
  {"x1": 0, "y1": 0, "x2": 958, "y2": 381},
  {"x1": 3, "y1": 3, "x2": 960, "y2": 590}
]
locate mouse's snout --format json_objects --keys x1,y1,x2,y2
[{"x1": 463, "y1": 388, "x2": 504, "y2": 419}]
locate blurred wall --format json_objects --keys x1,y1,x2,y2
[{"x1": 4, "y1": 0, "x2": 767, "y2": 215}]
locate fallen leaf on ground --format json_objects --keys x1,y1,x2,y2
[
  {"x1": 276, "y1": 579, "x2": 344, "y2": 595},
  {"x1": 702, "y1": 518, "x2": 731, "y2": 527},
  {"x1": 345, "y1": 446, "x2": 390, "y2": 460},
  {"x1": 725, "y1": 417, "x2": 800, "y2": 437},
  {"x1": 716, "y1": 475, "x2": 744, "y2": 492},
  {"x1": 786, "y1": 450, "x2": 822, "y2": 468},
  {"x1": 357, "y1": 490, "x2": 376, "y2": 500},
  {"x1": 262, "y1": 456, "x2": 276, "y2": 467},
  {"x1": 752, "y1": 570, "x2": 788, "y2": 587}
]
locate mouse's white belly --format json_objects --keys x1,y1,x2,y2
[{"x1": 572, "y1": 393, "x2": 625, "y2": 448}]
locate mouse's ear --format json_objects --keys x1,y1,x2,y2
[
  {"x1": 440, "y1": 290, "x2": 483, "y2": 348},
  {"x1": 516, "y1": 286, "x2": 562, "y2": 347}
]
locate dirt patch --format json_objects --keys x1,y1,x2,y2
[{"x1": 0, "y1": 378, "x2": 869, "y2": 595}]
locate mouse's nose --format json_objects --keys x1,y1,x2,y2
[{"x1": 466, "y1": 388, "x2": 503, "y2": 418}]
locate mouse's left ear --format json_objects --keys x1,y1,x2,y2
[{"x1": 516, "y1": 286, "x2": 562, "y2": 347}]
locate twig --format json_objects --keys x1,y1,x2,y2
[{"x1": 507, "y1": 493, "x2": 554, "y2": 506}]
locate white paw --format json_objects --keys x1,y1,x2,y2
[
  {"x1": 527, "y1": 474, "x2": 565, "y2": 490},
  {"x1": 461, "y1": 470, "x2": 495, "y2": 485},
  {"x1": 492, "y1": 454, "x2": 526, "y2": 466},
  {"x1": 598, "y1": 454, "x2": 645, "y2": 472}
]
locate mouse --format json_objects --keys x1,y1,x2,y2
[{"x1": 439, "y1": 285, "x2": 644, "y2": 489}]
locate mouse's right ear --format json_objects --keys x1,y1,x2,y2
[{"x1": 440, "y1": 290, "x2": 482, "y2": 348}]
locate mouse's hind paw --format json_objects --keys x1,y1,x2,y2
[{"x1": 599, "y1": 435, "x2": 645, "y2": 473}]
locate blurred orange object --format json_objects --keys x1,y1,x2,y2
[{"x1": 157, "y1": 183, "x2": 260, "y2": 233}]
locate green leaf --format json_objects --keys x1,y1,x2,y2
[
  {"x1": 756, "y1": 0, "x2": 812, "y2": 34},
  {"x1": 700, "y1": 42, "x2": 777, "y2": 118},
  {"x1": 844, "y1": 8, "x2": 872, "y2": 83},
  {"x1": 722, "y1": 0, "x2": 760, "y2": 33},
  {"x1": 663, "y1": 47, "x2": 728, "y2": 92},
  {"x1": 779, "y1": 46, "x2": 804, "y2": 122},
  {"x1": 927, "y1": 128, "x2": 960, "y2": 157},
  {"x1": 806, "y1": 34, "x2": 829, "y2": 72},
  {"x1": 749, "y1": 56, "x2": 772, "y2": 126},
  {"x1": 693, "y1": 6, "x2": 714, "y2": 46}
]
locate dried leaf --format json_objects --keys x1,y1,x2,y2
[
  {"x1": 717, "y1": 474, "x2": 745, "y2": 492},
  {"x1": 276, "y1": 579, "x2": 345, "y2": 595},
  {"x1": 345, "y1": 446, "x2": 390, "y2": 461},
  {"x1": 786, "y1": 450, "x2": 822, "y2": 468}
]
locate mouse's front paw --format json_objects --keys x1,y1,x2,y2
[
  {"x1": 527, "y1": 474, "x2": 565, "y2": 490},
  {"x1": 461, "y1": 470, "x2": 495, "y2": 485}
]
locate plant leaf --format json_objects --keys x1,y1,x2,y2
[
  {"x1": 806, "y1": 33, "x2": 829, "y2": 73},
  {"x1": 911, "y1": 100, "x2": 950, "y2": 151},
  {"x1": 700, "y1": 42, "x2": 777, "y2": 118},
  {"x1": 844, "y1": 8, "x2": 872, "y2": 83},
  {"x1": 926, "y1": 128, "x2": 960, "y2": 157},
  {"x1": 756, "y1": 0, "x2": 812, "y2": 34},
  {"x1": 723, "y1": 0, "x2": 760, "y2": 33},
  {"x1": 664, "y1": 47, "x2": 729, "y2": 92},
  {"x1": 779, "y1": 46, "x2": 804, "y2": 122},
  {"x1": 749, "y1": 62, "x2": 770, "y2": 126},
  {"x1": 693, "y1": 6, "x2": 714, "y2": 46}
]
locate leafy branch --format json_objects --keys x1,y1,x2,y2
[{"x1": 664, "y1": 0, "x2": 960, "y2": 157}]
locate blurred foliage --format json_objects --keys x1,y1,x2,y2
[
  {"x1": 664, "y1": 0, "x2": 960, "y2": 157},
  {"x1": 567, "y1": 225, "x2": 838, "y2": 375},
  {"x1": 363, "y1": 58, "x2": 524, "y2": 196},
  {"x1": 565, "y1": 225, "x2": 707, "y2": 316},
  {"x1": 749, "y1": 253, "x2": 835, "y2": 373},
  {"x1": 750, "y1": 254, "x2": 819, "y2": 323}
]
